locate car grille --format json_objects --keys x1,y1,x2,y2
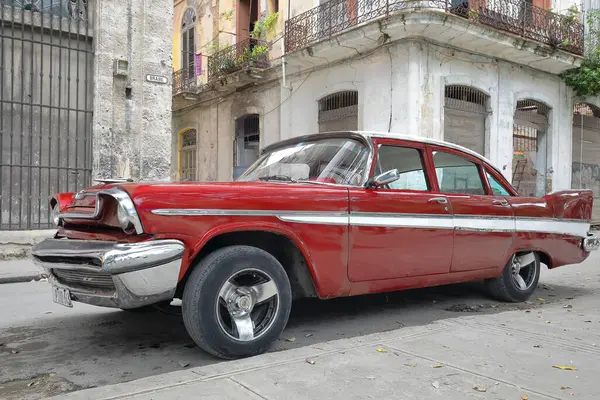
[{"x1": 52, "y1": 269, "x2": 115, "y2": 290}]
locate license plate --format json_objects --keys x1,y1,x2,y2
[{"x1": 52, "y1": 286, "x2": 73, "y2": 308}]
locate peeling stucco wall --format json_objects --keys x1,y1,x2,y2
[
  {"x1": 92, "y1": 0, "x2": 173, "y2": 181},
  {"x1": 172, "y1": 83, "x2": 281, "y2": 181},
  {"x1": 279, "y1": 39, "x2": 575, "y2": 191}
]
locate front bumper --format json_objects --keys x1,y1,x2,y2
[
  {"x1": 32, "y1": 238, "x2": 185, "y2": 309},
  {"x1": 583, "y1": 233, "x2": 600, "y2": 252}
]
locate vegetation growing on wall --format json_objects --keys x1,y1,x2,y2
[
  {"x1": 250, "y1": 12, "x2": 279, "y2": 39},
  {"x1": 562, "y1": 9, "x2": 600, "y2": 97},
  {"x1": 220, "y1": 9, "x2": 234, "y2": 22}
]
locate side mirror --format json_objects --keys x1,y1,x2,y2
[{"x1": 368, "y1": 169, "x2": 400, "y2": 188}]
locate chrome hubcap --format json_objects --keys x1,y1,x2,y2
[
  {"x1": 510, "y1": 252, "x2": 537, "y2": 291},
  {"x1": 216, "y1": 268, "x2": 279, "y2": 342}
]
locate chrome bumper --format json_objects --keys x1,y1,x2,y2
[
  {"x1": 31, "y1": 238, "x2": 185, "y2": 309},
  {"x1": 583, "y1": 233, "x2": 600, "y2": 252}
]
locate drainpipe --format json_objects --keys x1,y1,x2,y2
[{"x1": 281, "y1": 0, "x2": 293, "y2": 90}]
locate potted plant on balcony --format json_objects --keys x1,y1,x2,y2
[{"x1": 219, "y1": 57, "x2": 237, "y2": 75}]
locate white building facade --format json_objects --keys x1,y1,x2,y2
[{"x1": 172, "y1": 0, "x2": 600, "y2": 220}]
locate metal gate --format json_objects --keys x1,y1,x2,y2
[
  {"x1": 511, "y1": 99, "x2": 550, "y2": 197},
  {"x1": 1, "y1": 0, "x2": 93, "y2": 230},
  {"x1": 318, "y1": 91, "x2": 358, "y2": 133},
  {"x1": 572, "y1": 103, "x2": 600, "y2": 222},
  {"x1": 443, "y1": 85, "x2": 488, "y2": 155}
]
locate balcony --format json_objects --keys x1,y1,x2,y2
[
  {"x1": 172, "y1": 68, "x2": 198, "y2": 95},
  {"x1": 284, "y1": 0, "x2": 584, "y2": 73},
  {"x1": 207, "y1": 38, "x2": 270, "y2": 81}
]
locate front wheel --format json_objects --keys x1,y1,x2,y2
[
  {"x1": 182, "y1": 246, "x2": 292, "y2": 359},
  {"x1": 484, "y1": 251, "x2": 541, "y2": 303}
]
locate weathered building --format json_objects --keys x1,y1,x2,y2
[
  {"x1": 1, "y1": 0, "x2": 173, "y2": 240},
  {"x1": 172, "y1": 0, "x2": 600, "y2": 220}
]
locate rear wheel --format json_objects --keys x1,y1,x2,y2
[
  {"x1": 484, "y1": 252, "x2": 540, "y2": 303},
  {"x1": 182, "y1": 246, "x2": 292, "y2": 359}
]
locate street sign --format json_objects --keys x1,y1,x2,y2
[{"x1": 146, "y1": 74, "x2": 168, "y2": 84}]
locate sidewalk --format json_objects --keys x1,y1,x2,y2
[
  {"x1": 56, "y1": 292, "x2": 600, "y2": 400},
  {"x1": 0, "y1": 259, "x2": 44, "y2": 284}
]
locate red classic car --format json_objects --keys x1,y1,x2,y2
[{"x1": 32, "y1": 131, "x2": 599, "y2": 359}]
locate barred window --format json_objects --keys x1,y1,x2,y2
[
  {"x1": 180, "y1": 129, "x2": 197, "y2": 181},
  {"x1": 444, "y1": 85, "x2": 488, "y2": 113},
  {"x1": 318, "y1": 91, "x2": 358, "y2": 131}
]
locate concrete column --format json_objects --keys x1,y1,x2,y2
[
  {"x1": 91, "y1": 0, "x2": 173, "y2": 181},
  {"x1": 553, "y1": 81, "x2": 574, "y2": 191},
  {"x1": 496, "y1": 64, "x2": 516, "y2": 182}
]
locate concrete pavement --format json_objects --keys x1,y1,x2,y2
[
  {"x1": 55, "y1": 268, "x2": 600, "y2": 400},
  {"x1": 2, "y1": 252, "x2": 598, "y2": 399},
  {"x1": 55, "y1": 295, "x2": 600, "y2": 400}
]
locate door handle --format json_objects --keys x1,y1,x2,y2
[
  {"x1": 493, "y1": 199, "x2": 510, "y2": 207},
  {"x1": 428, "y1": 197, "x2": 448, "y2": 204}
]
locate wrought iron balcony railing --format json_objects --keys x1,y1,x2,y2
[
  {"x1": 284, "y1": 0, "x2": 584, "y2": 56},
  {"x1": 172, "y1": 68, "x2": 198, "y2": 95},
  {"x1": 207, "y1": 38, "x2": 270, "y2": 81}
]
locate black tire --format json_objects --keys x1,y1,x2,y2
[
  {"x1": 484, "y1": 252, "x2": 541, "y2": 303},
  {"x1": 182, "y1": 245, "x2": 292, "y2": 359}
]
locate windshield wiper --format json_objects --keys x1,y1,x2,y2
[{"x1": 258, "y1": 175, "x2": 295, "y2": 182}]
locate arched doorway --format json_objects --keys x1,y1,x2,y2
[
  {"x1": 572, "y1": 103, "x2": 600, "y2": 222},
  {"x1": 318, "y1": 91, "x2": 358, "y2": 132},
  {"x1": 443, "y1": 85, "x2": 489, "y2": 155},
  {"x1": 234, "y1": 114, "x2": 260, "y2": 179},
  {"x1": 511, "y1": 99, "x2": 551, "y2": 197},
  {"x1": 179, "y1": 129, "x2": 197, "y2": 181}
]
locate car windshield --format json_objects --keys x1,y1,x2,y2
[{"x1": 237, "y1": 137, "x2": 370, "y2": 186}]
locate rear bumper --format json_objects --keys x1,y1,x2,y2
[
  {"x1": 31, "y1": 238, "x2": 185, "y2": 309},
  {"x1": 583, "y1": 233, "x2": 600, "y2": 252}
]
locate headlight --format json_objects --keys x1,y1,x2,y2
[
  {"x1": 117, "y1": 203, "x2": 132, "y2": 230},
  {"x1": 51, "y1": 203, "x2": 60, "y2": 226}
]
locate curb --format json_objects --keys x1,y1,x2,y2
[{"x1": 0, "y1": 272, "x2": 44, "y2": 284}]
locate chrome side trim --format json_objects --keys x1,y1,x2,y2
[
  {"x1": 515, "y1": 219, "x2": 589, "y2": 239},
  {"x1": 454, "y1": 215, "x2": 515, "y2": 233},
  {"x1": 149, "y1": 208, "x2": 591, "y2": 238},
  {"x1": 151, "y1": 209, "x2": 346, "y2": 218},
  {"x1": 350, "y1": 212, "x2": 454, "y2": 229},
  {"x1": 278, "y1": 214, "x2": 348, "y2": 225}
]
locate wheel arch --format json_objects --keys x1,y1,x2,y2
[
  {"x1": 176, "y1": 224, "x2": 319, "y2": 300},
  {"x1": 504, "y1": 247, "x2": 553, "y2": 269}
]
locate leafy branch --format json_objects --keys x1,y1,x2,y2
[
  {"x1": 220, "y1": 9, "x2": 234, "y2": 22},
  {"x1": 251, "y1": 12, "x2": 279, "y2": 39},
  {"x1": 561, "y1": 9, "x2": 600, "y2": 97}
]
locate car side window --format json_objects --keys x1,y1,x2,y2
[
  {"x1": 376, "y1": 145, "x2": 429, "y2": 191},
  {"x1": 487, "y1": 172, "x2": 510, "y2": 196},
  {"x1": 432, "y1": 151, "x2": 485, "y2": 195}
]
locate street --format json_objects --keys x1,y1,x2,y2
[{"x1": 1, "y1": 253, "x2": 599, "y2": 399}]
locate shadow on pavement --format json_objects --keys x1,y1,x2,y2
[{"x1": 0, "y1": 279, "x2": 593, "y2": 399}]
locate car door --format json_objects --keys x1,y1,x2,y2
[
  {"x1": 428, "y1": 145, "x2": 515, "y2": 272},
  {"x1": 347, "y1": 139, "x2": 454, "y2": 282}
]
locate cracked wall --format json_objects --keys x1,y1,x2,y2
[
  {"x1": 92, "y1": 0, "x2": 173, "y2": 181},
  {"x1": 280, "y1": 39, "x2": 574, "y2": 190}
]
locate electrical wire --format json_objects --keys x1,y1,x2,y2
[{"x1": 263, "y1": 70, "x2": 314, "y2": 116}]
